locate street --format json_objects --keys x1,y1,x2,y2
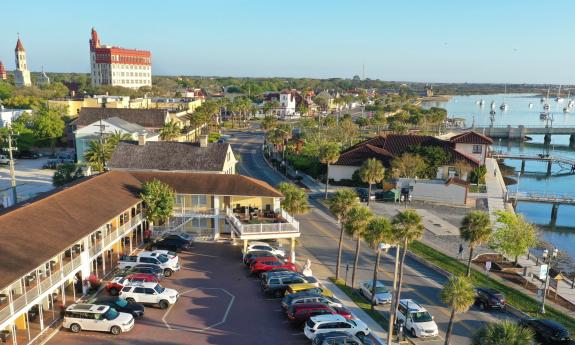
[{"x1": 228, "y1": 129, "x2": 510, "y2": 345}]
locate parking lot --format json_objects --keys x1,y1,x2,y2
[{"x1": 47, "y1": 242, "x2": 311, "y2": 345}]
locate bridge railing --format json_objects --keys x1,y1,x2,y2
[
  {"x1": 472, "y1": 125, "x2": 575, "y2": 129},
  {"x1": 508, "y1": 190, "x2": 575, "y2": 202}
]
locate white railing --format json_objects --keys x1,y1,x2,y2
[
  {"x1": 225, "y1": 208, "x2": 299, "y2": 236},
  {"x1": 509, "y1": 191, "x2": 575, "y2": 203},
  {"x1": 174, "y1": 207, "x2": 219, "y2": 216},
  {"x1": 88, "y1": 214, "x2": 143, "y2": 257}
]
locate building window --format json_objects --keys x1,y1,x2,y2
[
  {"x1": 472, "y1": 145, "x2": 482, "y2": 154},
  {"x1": 191, "y1": 195, "x2": 207, "y2": 206}
]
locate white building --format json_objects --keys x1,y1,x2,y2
[
  {"x1": 14, "y1": 37, "x2": 31, "y2": 87},
  {"x1": 0, "y1": 107, "x2": 32, "y2": 128},
  {"x1": 89, "y1": 28, "x2": 152, "y2": 89},
  {"x1": 36, "y1": 68, "x2": 50, "y2": 86}
]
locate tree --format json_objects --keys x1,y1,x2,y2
[
  {"x1": 140, "y1": 179, "x2": 175, "y2": 226},
  {"x1": 358, "y1": 158, "x2": 385, "y2": 206},
  {"x1": 490, "y1": 211, "x2": 538, "y2": 265},
  {"x1": 84, "y1": 140, "x2": 112, "y2": 173},
  {"x1": 453, "y1": 161, "x2": 472, "y2": 181},
  {"x1": 344, "y1": 205, "x2": 373, "y2": 288},
  {"x1": 391, "y1": 153, "x2": 426, "y2": 178},
  {"x1": 318, "y1": 142, "x2": 340, "y2": 199},
  {"x1": 460, "y1": 211, "x2": 492, "y2": 276},
  {"x1": 107, "y1": 131, "x2": 132, "y2": 147},
  {"x1": 471, "y1": 320, "x2": 534, "y2": 345},
  {"x1": 388, "y1": 209, "x2": 424, "y2": 344},
  {"x1": 52, "y1": 163, "x2": 84, "y2": 187},
  {"x1": 329, "y1": 189, "x2": 359, "y2": 280},
  {"x1": 407, "y1": 145, "x2": 450, "y2": 178},
  {"x1": 364, "y1": 217, "x2": 393, "y2": 310},
  {"x1": 160, "y1": 120, "x2": 181, "y2": 141},
  {"x1": 261, "y1": 115, "x2": 277, "y2": 131},
  {"x1": 32, "y1": 106, "x2": 65, "y2": 153},
  {"x1": 277, "y1": 182, "x2": 309, "y2": 216},
  {"x1": 440, "y1": 275, "x2": 475, "y2": 345}
]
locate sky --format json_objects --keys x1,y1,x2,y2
[{"x1": 1, "y1": 0, "x2": 575, "y2": 84}]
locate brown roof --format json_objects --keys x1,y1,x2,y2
[
  {"x1": 335, "y1": 133, "x2": 480, "y2": 168},
  {"x1": 0, "y1": 171, "x2": 142, "y2": 289},
  {"x1": 15, "y1": 38, "x2": 25, "y2": 52},
  {"x1": 449, "y1": 131, "x2": 494, "y2": 145},
  {"x1": 75, "y1": 108, "x2": 168, "y2": 129},
  {"x1": 108, "y1": 141, "x2": 231, "y2": 172},
  {"x1": 129, "y1": 172, "x2": 283, "y2": 197}
]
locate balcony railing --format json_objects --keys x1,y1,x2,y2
[
  {"x1": 88, "y1": 214, "x2": 142, "y2": 257},
  {"x1": 225, "y1": 208, "x2": 299, "y2": 236},
  {"x1": 173, "y1": 207, "x2": 219, "y2": 217}
]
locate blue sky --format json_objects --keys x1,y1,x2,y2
[{"x1": 1, "y1": 0, "x2": 574, "y2": 84}]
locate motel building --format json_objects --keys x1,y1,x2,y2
[{"x1": 0, "y1": 171, "x2": 298, "y2": 344}]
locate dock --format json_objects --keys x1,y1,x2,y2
[
  {"x1": 492, "y1": 153, "x2": 575, "y2": 175},
  {"x1": 471, "y1": 125, "x2": 575, "y2": 143}
]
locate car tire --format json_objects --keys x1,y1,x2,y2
[
  {"x1": 411, "y1": 328, "x2": 417, "y2": 338},
  {"x1": 110, "y1": 326, "x2": 122, "y2": 335},
  {"x1": 70, "y1": 323, "x2": 81, "y2": 333},
  {"x1": 164, "y1": 269, "x2": 173, "y2": 277},
  {"x1": 479, "y1": 302, "x2": 486, "y2": 311},
  {"x1": 274, "y1": 290, "x2": 283, "y2": 298},
  {"x1": 159, "y1": 300, "x2": 169, "y2": 309},
  {"x1": 126, "y1": 298, "x2": 136, "y2": 304},
  {"x1": 355, "y1": 332, "x2": 365, "y2": 338},
  {"x1": 109, "y1": 288, "x2": 118, "y2": 296}
]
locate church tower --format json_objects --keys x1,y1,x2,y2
[
  {"x1": 0, "y1": 61, "x2": 6, "y2": 80},
  {"x1": 14, "y1": 36, "x2": 32, "y2": 87}
]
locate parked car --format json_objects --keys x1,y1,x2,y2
[
  {"x1": 312, "y1": 331, "x2": 374, "y2": 345},
  {"x1": 15, "y1": 151, "x2": 41, "y2": 159},
  {"x1": 304, "y1": 315, "x2": 370, "y2": 340},
  {"x1": 250, "y1": 257, "x2": 296, "y2": 276},
  {"x1": 147, "y1": 237, "x2": 191, "y2": 252},
  {"x1": 260, "y1": 268, "x2": 296, "y2": 282},
  {"x1": 243, "y1": 251, "x2": 280, "y2": 266},
  {"x1": 396, "y1": 299, "x2": 438, "y2": 338},
  {"x1": 119, "y1": 264, "x2": 164, "y2": 280},
  {"x1": 106, "y1": 274, "x2": 158, "y2": 295},
  {"x1": 282, "y1": 292, "x2": 344, "y2": 310},
  {"x1": 474, "y1": 287, "x2": 506, "y2": 311},
  {"x1": 285, "y1": 282, "x2": 328, "y2": 296},
  {"x1": 119, "y1": 282, "x2": 179, "y2": 309},
  {"x1": 0, "y1": 155, "x2": 9, "y2": 165},
  {"x1": 355, "y1": 188, "x2": 375, "y2": 202},
  {"x1": 162, "y1": 232, "x2": 194, "y2": 244},
  {"x1": 118, "y1": 252, "x2": 180, "y2": 277},
  {"x1": 359, "y1": 280, "x2": 392, "y2": 304},
  {"x1": 243, "y1": 241, "x2": 286, "y2": 258},
  {"x1": 520, "y1": 318, "x2": 572, "y2": 344},
  {"x1": 92, "y1": 297, "x2": 145, "y2": 318},
  {"x1": 286, "y1": 303, "x2": 337, "y2": 325},
  {"x1": 62, "y1": 303, "x2": 134, "y2": 335},
  {"x1": 262, "y1": 274, "x2": 314, "y2": 297}
]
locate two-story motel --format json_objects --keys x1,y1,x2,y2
[{"x1": 0, "y1": 171, "x2": 298, "y2": 344}]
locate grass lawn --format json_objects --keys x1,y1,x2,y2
[{"x1": 409, "y1": 240, "x2": 575, "y2": 333}]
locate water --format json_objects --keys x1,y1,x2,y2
[{"x1": 423, "y1": 94, "x2": 575, "y2": 258}]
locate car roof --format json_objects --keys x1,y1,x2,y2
[
  {"x1": 399, "y1": 299, "x2": 426, "y2": 312},
  {"x1": 248, "y1": 241, "x2": 272, "y2": 247},
  {"x1": 310, "y1": 314, "x2": 346, "y2": 323},
  {"x1": 315, "y1": 331, "x2": 355, "y2": 340},
  {"x1": 67, "y1": 303, "x2": 109, "y2": 313},
  {"x1": 537, "y1": 319, "x2": 568, "y2": 331},
  {"x1": 292, "y1": 303, "x2": 332, "y2": 310},
  {"x1": 363, "y1": 280, "x2": 386, "y2": 287},
  {"x1": 124, "y1": 281, "x2": 158, "y2": 288},
  {"x1": 477, "y1": 287, "x2": 500, "y2": 294}
]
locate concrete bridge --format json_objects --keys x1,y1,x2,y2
[
  {"x1": 507, "y1": 190, "x2": 575, "y2": 226},
  {"x1": 492, "y1": 153, "x2": 575, "y2": 175},
  {"x1": 471, "y1": 125, "x2": 575, "y2": 143}
]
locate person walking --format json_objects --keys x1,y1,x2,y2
[{"x1": 458, "y1": 243, "x2": 464, "y2": 260}]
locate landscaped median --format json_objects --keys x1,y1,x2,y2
[{"x1": 408, "y1": 240, "x2": 575, "y2": 333}]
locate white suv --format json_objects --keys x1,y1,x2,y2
[
  {"x1": 119, "y1": 251, "x2": 180, "y2": 277},
  {"x1": 63, "y1": 303, "x2": 134, "y2": 335},
  {"x1": 304, "y1": 314, "x2": 370, "y2": 340},
  {"x1": 396, "y1": 299, "x2": 438, "y2": 338},
  {"x1": 243, "y1": 241, "x2": 286, "y2": 258},
  {"x1": 119, "y1": 282, "x2": 179, "y2": 309}
]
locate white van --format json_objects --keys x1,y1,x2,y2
[
  {"x1": 0, "y1": 155, "x2": 9, "y2": 165},
  {"x1": 396, "y1": 299, "x2": 438, "y2": 338},
  {"x1": 63, "y1": 303, "x2": 134, "y2": 335}
]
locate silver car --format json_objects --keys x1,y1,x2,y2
[{"x1": 359, "y1": 280, "x2": 391, "y2": 304}]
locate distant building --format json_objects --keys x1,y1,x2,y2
[
  {"x1": 0, "y1": 61, "x2": 6, "y2": 80},
  {"x1": 0, "y1": 107, "x2": 32, "y2": 128},
  {"x1": 14, "y1": 36, "x2": 31, "y2": 87},
  {"x1": 36, "y1": 67, "x2": 50, "y2": 86},
  {"x1": 89, "y1": 28, "x2": 152, "y2": 89},
  {"x1": 264, "y1": 89, "x2": 303, "y2": 118}
]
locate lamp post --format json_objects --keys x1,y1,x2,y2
[{"x1": 540, "y1": 247, "x2": 559, "y2": 314}]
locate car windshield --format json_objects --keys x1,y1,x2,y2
[
  {"x1": 104, "y1": 308, "x2": 119, "y2": 320},
  {"x1": 157, "y1": 254, "x2": 169, "y2": 263},
  {"x1": 374, "y1": 286, "x2": 389, "y2": 294},
  {"x1": 154, "y1": 284, "x2": 165, "y2": 294},
  {"x1": 115, "y1": 299, "x2": 128, "y2": 307},
  {"x1": 411, "y1": 311, "x2": 433, "y2": 323}
]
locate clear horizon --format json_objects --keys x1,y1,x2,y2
[{"x1": 1, "y1": 0, "x2": 575, "y2": 85}]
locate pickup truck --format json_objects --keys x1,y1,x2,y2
[{"x1": 118, "y1": 251, "x2": 180, "y2": 277}]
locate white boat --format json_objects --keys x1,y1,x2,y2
[
  {"x1": 543, "y1": 87, "x2": 551, "y2": 110},
  {"x1": 490, "y1": 101, "x2": 496, "y2": 109},
  {"x1": 529, "y1": 103, "x2": 533, "y2": 108},
  {"x1": 564, "y1": 107, "x2": 570, "y2": 113},
  {"x1": 555, "y1": 85, "x2": 564, "y2": 102},
  {"x1": 540, "y1": 112, "x2": 549, "y2": 119},
  {"x1": 489, "y1": 110, "x2": 496, "y2": 115},
  {"x1": 479, "y1": 99, "x2": 485, "y2": 106},
  {"x1": 500, "y1": 85, "x2": 508, "y2": 110},
  {"x1": 569, "y1": 100, "x2": 575, "y2": 108},
  {"x1": 543, "y1": 103, "x2": 550, "y2": 110}
]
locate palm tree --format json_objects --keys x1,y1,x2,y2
[
  {"x1": 344, "y1": 205, "x2": 373, "y2": 288},
  {"x1": 328, "y1": 189, "x2": 359, "y2": 280},
  {"x1": 84, "y1": 140, "x2": 112, "y2": 173},
  {"x1": 277, "y1": 182, "x2": 309, "y2": 216},
  {"x1": 460, "y1": 211, "x2": 492, "y2": 276},
  {"x1": 261, "y1": 115, "x2": 277, "y2": 131},
  {"x1": 319, "y1": 142, "x2": 340, "y2": 199},
  {"x1": 388, "y1": 209, "x2": 424, "y2": 344},
  {"x1": 440, "y1": 275, "x2": 476, "y2": 345},
  {"x1": 364, "y1": 216, "x2": 393, "y2": 310},
  {"x1": 358, "y1": 158, "x2": 385, "y2": 206},
  {"x1": 107, "y1": 130, "x2": 132, "y2": 147},
  {"x1": 160, "y1": 120, "x2": 182, "y2": 141},
  {"x1": 471, "y1": 321, "x2": 534, "y2": 345}
]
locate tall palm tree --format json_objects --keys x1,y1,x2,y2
[
  {"x1": 460, "y1": 211, "x2": 492, "y2": 276},
  {"x1": 319, "y1": 142, "x2": 340, "y2": 199},
  {"x1": 388, "y1": 209, "x2": 424, "y2": 344},
  {"x1": 471, "y1": 320, "x2": 534, "y2": 345},
  {"x1": 107, "y1": 130, "x2": 132, "y2": 147},
  {"x1": 328, "y1": 189, "x2": 359, "y2": 280},
  {"x1": 358, "y1": 158, "x2": 385, "y2": 206},
  {"x1": 84, "y1": 140, "x2": 112, "y2": 173},
  {"x1": 344, "y1": 205, "x2": 373, "y2": 288},
  {"x1": 277, "y1": 182, "x2": 309, "y2": 216},
  {"x1": 364, "y1": 216, "x2": 393, "y2": 310},
  {"x1": 160, "y1": 120, "x2": 182, "y2": 141},
  {"x1": 441, "y1": 275, "x2": 476, "y2": 345}
]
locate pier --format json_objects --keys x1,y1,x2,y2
[
  {"x1": 507, "y1": 190, "x2": 575, "y2": 226},
  {"x1": 471, "y1": 125, "x2": 575, "y2": 144},
  {"x1": 492, "y1": 153, "x2": 575, "y2": 175}
]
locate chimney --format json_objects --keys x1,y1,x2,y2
[
  {"x1": 138, "y1": 132, "x2": 147, "y2": 146},
  {"x1": 199, "y1": 135, "x2": 208, "y2": 148}
]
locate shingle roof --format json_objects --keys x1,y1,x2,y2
[
  {"x1": 75, "y1": 108, "x2": 168, "y2": 128},
  {"x1": 108, "y1": 141, "x2": 231, "y2": 172},
  {"x1": 449, "y1": 131, "x2": 494, "y2": 145},
  {"x1": 129, "y1": 172, "x2": 283, "y2": 197},
  {"x1": 335, "y1": 133, "x2": 481, "y2": 168},
  {"x1": 0, "y1": 171, "x2": 142, "y2": 289},
  {"x1": 104, "y1": 117, "x2": 147, "y2": 133}
]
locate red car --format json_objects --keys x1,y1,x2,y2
[
  {"x1": 250, "y1": 257, "x2": 296, "y2": 276},
  {"x1": 106, "y1": 273, "x2": 158, "y2": 295},
  {"x1": 286, "y1": 303, "x2": 354, "y2": 325}
]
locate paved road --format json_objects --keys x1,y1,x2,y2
[{"x1": 228, "y1": 129, "x2": 510, "y2": 345}]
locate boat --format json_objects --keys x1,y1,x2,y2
[
  {"x1": 543, "y1": 103, "x2": 550, "y2": 110},
  {"x1": 564, "y1": 107, "x2": 570, "y2": 113},
  {"x1": 543, "y1": 87, "x2": 551, "y2": 110},
  {"x1": 540, "y1": 112, "x2": 549, "y2": 119},
  {"x1": 529, "y1": 103, "x2": 533, "y2": 108},
  {"x1": 490, "y1": 101, "x2": 496, "y2": 109},
  {"x1": 479, "y1": 99, "x2": 485, "y2": 106},
  {"x1": 500, "y1": 84, "x2": 508, "y2": 110},
  {"x1": 489, "y1": 110, "x2": 496, "y2": 115},
  {"x1": 555, "y1": 85, "x2": 564, "y2": 102}
]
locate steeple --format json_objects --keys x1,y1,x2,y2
[
  {"x1": 0, "y1": 61, "x2": 6, "y2": 80},
  {"x1": 90, "y1": 27, "x2": 100, "y2": 50},
  {"x1": 15, "y1": 34, "x2": 25, "y2": 52},
  {"x1": 14, "y1": 34, "x2": 31, "y2": 87}
]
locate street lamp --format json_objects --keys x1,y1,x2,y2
[{"x1": 540, "y1": 247, "x2": 559, "y2": 314}]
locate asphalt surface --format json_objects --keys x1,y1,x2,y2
[{"x1": 228, "y1": 129, "x2": 511, "y2": 345}]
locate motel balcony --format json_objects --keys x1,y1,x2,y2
[{"x1": 225, "y1": 208, "x2": 300, "y2": 240}]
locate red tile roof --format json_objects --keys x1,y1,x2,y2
[
  {"x1": 15, "y1": 38, "x2": 25, "y2": 52},
  {"x1": 449, "y1": 131, "x2": 494, "y2": 145}
]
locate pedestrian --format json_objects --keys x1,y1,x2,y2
[{"x1": 458, "y1": 243, "x2": 464, "y2": 260}]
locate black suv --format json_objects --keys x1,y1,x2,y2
[
  {"x1": 148, "y1": 237, "x2": 191, "y2": 252},
  {"x1": 520, "y1": 318, "x2": 572, "y2": 344},
  {"x1": 312, "y1": 331, "x2": 374, "y2": 345},
  {"x1": 474, "y1": 287, "x2": 506, "y2": 310},
  {"x1": 93, "y1": 296, "x2": 145, "y2": 318}
]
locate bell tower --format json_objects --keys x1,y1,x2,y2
[{"x1": 14, "y1": 35, "x2": 32, "y2": 87}]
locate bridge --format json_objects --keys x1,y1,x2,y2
[
  {"x1": 492, "y1": 153, "x2": 575, "y2": 175},
  {"x1": 507, "y1": 190, "x2": 575, "y2": 226},
  {"x1": 471, "y1": 125, "x2": 575, "y2": 143}
]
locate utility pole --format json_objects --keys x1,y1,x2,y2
[{"x1": 5, "y1": 125, "x2": 18, "y2": 204}]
